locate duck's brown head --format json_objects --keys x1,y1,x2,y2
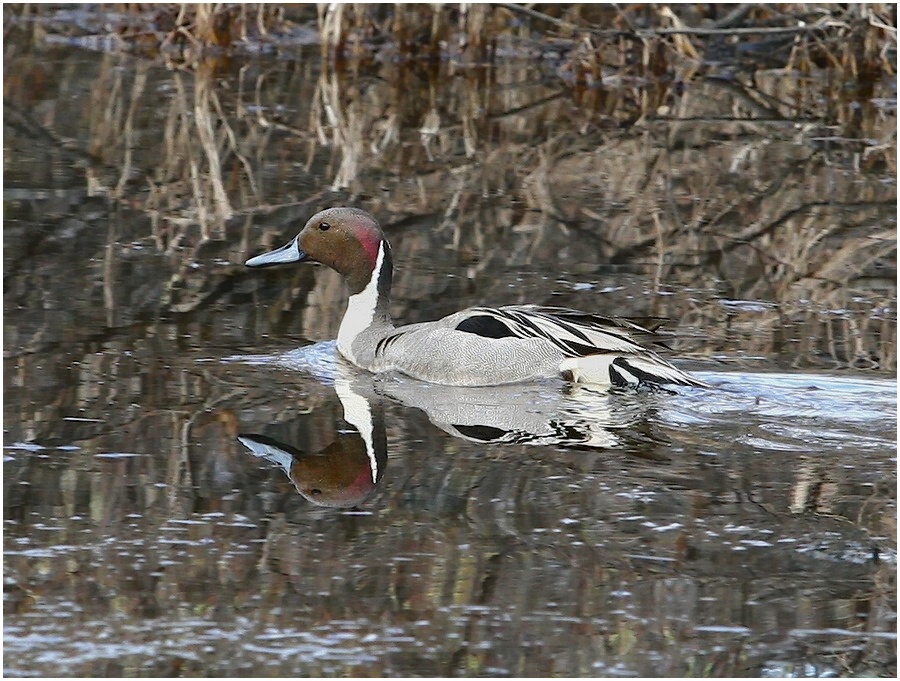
[{"x1": 246, "y1": 207, "x2": 391, "y2": 295}]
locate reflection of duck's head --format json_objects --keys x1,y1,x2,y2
[
  {"x1": 239, "y1": 367, "x2": 387, "y2": 508},
  {"x1": 294, "y1": 438, "x2": 379, "y2": 507},
  {"x1": 238, "y1": 432, "x2": 384, "y2": 508}
]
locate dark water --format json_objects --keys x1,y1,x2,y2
[{"x1": 3, "y1": 11, "x2": 897, "y2": 678}]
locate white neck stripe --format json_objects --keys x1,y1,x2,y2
[
  {"x1": 337, "y1": 241, "x2": 385, "y2": 363},
  {"x1": 334, "y1": 377, "x2": 379, "y2": 483}
]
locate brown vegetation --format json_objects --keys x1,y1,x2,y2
[{"x1": 4, "y1": 3, "x2": 895, "y2": 371}]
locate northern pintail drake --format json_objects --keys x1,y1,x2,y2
[{"x1": 245, "y1": 207, "x2": 708, "y2": 388}]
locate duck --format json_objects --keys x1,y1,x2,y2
[{"x1": 245, "y1": 207, "x2": 708, "y2": 388}]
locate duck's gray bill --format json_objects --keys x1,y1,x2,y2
[{"x1": 245, "y1": 238, "x2": 306, "y2": 268}]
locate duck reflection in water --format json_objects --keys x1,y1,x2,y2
[
  {"x1": 238, "y1": 351, "x2": 659, "y2": 507},
  {"x1": 378, "y1": 374, "x2": 649, "y2": 449},
  {"x1": 238, "y1": 375, "x2": 387, "y2": 508}
]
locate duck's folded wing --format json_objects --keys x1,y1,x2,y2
[
  {"x1": 369, "y1": 305, "x2": 706, "y2": 387},
  {"x1": 521, "y1": 305, "x2": 671, "y2": 334},
  {"x1": 448, "y1": 305, "x2": 661, "y2": 357}
]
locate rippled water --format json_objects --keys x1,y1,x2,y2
[
  {"x1": 5, "y1": 336, "x2": 896, "y2": 676},
  {"x1": 4, "y1": 8, "x2": 897, "y2": 677}
]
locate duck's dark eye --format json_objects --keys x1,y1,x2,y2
[{"x1": 319, "y1": 222, "x2": 331, "y2": 231}]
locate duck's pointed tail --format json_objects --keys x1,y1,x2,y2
[{"x1": 560, "y1": 354, "x2": 709, "y2": 388}]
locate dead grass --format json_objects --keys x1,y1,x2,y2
[{"x1": 3, "y1": 3, "x2": 896, "y2": 371}]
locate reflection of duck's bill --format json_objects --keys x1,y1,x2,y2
[
  {"x1": 238, "y1": 434, "x2": 299, "y2": 474},
  {"x1": 237, "y1": 432, "x2": 383, "y2": 508}
]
